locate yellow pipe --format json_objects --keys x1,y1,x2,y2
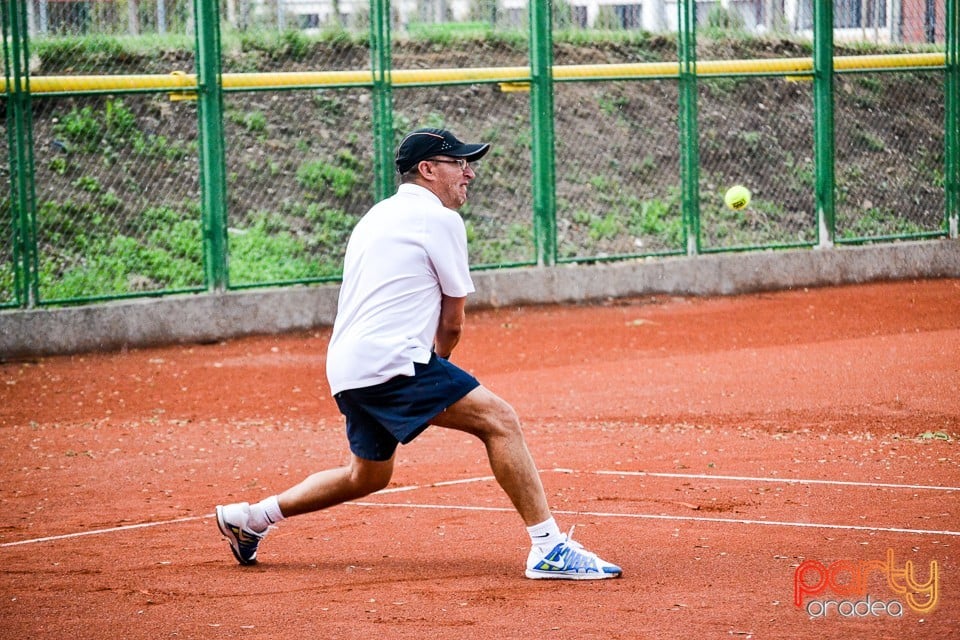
[
  {"x1": 833, "y1": 52, "x2": 945, "y2": 70},
  {"x1": 3, "y1": 52, "x2": 947, "y2": 94},
  {"x1": 698, "y1": 57, "x2": 812, "y2": 75},
  {"x1": 553, "y1": 61, "x2": 680, "y2": 79},
  {"x1": 391, "y1": 65, "x2": 530, "y2": 84},
  {"x1": 25, "y1": 72, "x2": 198, "y2": 93},
  {"x1": 222, "y1": 69, "x2": 373, "y2": 89}
]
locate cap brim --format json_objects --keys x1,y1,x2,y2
[{"x1": 448, "y1": 142, "x2": 490, "y2": 163}]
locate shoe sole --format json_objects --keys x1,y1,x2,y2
[
  {"x1": 525, "y1": 568, "x2": 622, "y2": 580},
  {"x1": 216, "y1": 505, "x2": 258, "y2": 566}
]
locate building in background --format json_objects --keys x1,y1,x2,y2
[
  {"x1": 786, "y1": 0, "x2": 947, "y2": 43},
  {"x1": 25, "y1": 0, "x2": 948, "y2": 44},
  {"x1": 265, "y1": 0, "x2": 949, "y2": 43}
]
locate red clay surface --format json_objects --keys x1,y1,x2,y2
[{"x1": 1, "y1": 278, "x2": 958, "y2": 639}]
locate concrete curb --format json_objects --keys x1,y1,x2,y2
[{"x1": 2, "y1": 239, "x2": 957, "y2": 359}]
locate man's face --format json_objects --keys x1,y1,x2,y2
[{"x1": 421, "y1": 157, "x2": 476, "y2": 210}]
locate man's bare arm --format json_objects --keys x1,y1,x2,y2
[{"x1": 434, "y1": 294, "x2": 466, "y2": 358}]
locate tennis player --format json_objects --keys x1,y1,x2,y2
[{"x1": 216, "y1": 127, "x2": 622, "y2": 580}]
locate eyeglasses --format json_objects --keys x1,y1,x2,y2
[{"x1": 429, "y1": 157, "x2": 478, "y2": 172}]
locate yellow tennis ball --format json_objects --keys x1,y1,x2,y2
[{"x1": 724, "y1": 185, "x2": 751, "y2": 210}]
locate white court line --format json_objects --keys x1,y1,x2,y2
[
  {"x1": 3, "y1": 470, "x2": 957, "y2": 549},
  {"x1": 349, "y1": 501, "x2": 960, "y2": 537},
  {"x1": 586, "y1": 469, "x2": 960, "y2": 492},
  {"x1": 0, "y1": 515, "x2": 212, "y2": 548},
  {"x1": 0, "y1": 476, "x2": 496, "y2": 548}
]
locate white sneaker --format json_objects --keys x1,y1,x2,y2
[
  {"x1": 216, "y1": 502, "x2": 266, "y2": 565},
  {"x1": 525, "y1": 527, "x2": 622, "y2": 580}
]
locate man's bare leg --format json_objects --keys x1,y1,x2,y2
[
  {"x1": 431, "y1": 385, "x2": 551, "y2": 526},
  {"x1": 277, "y1": 454, "x2": 395, "y2": 517}
]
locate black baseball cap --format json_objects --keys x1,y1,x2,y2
[{"x1": 395, "y1": 128, "x2": 490, "y2": 175}]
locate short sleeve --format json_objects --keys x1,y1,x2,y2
[{"x1": 425, "y1": 210, "x2": 475, "y2": 298}]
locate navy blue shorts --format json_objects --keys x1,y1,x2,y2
[{"x1": 334, "y1": 354, "x2": 480, "y2": 462}]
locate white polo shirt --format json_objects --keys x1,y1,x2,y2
[{"x1": 325, "y1": 183, "x2": 476, "y2": 394}]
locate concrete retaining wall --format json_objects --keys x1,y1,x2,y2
[{"x1": 2, "y1": 239, "x2": 958, "y2": 360}]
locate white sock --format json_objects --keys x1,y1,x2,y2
[
  {"x1": 247, "y1": 495, "x2": 285, "y2": 533},
  {"x1": 527, "y1": 517, "x2": 564, "y2": 553}
]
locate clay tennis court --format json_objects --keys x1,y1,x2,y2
[{"x1": 1, "y1": 278, "x2": 957, "y2": 638}]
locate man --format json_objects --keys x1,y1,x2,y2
[{"x1": 216, "y1": 128, "x2": 621, "y2": 580}]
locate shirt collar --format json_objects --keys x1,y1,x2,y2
[{"x1": 397, "y1": 182, "x2": 442, "y2": 206}]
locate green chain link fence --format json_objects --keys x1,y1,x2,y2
[{"x1": 2, "y1": 0, "x2": 958, "y2": 310}]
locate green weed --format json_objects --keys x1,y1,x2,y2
[
  {"x1": 852, "y1": 128, "x2": 886, "y2": 152},
  {"x1": 239, "y1": 29, "x2": 313, "y2": 61},
  {"x1": 229, "y1": 109, "x2": 268, "y2": 134},
  {"x1": 589, "y1": 212, "x2": 621, "y2": 241},
  {"x1": 626, "y1": 195, "x2": 682, "y2": 242},
  {"x1": 296, "y1": 159, "x2": 359, "y2": 198},
  {"x1": 133, "y1": 134, "x2": 194, "y2": 160},
  {"x1": 39, "y1": 216, "x2": 204, "y2": 299},
  {"x1": 98, "y1": 190, "x2": 123, "y2": 211},
  {"x1": 405, "y1": 21, "x2": 495, "y2": 44},
  {"x1": 313, "y1": 92, "x2": 345, "y2": 124},
  {"x1": 597, "y1": 93, "x2": 629, "y2": 117},
  {"x1": 737, "y1": 131, "x2": 763, "y2": 151},
  {"x1": 466, "y1": 221, "x2": 533, "y2": 265},
  {"x1": 704, "y1": 5, "x2": 747, "y2": 31},
  {"x1": 48, "y1": 157, "x2": 69, "y2": 175},
  {"x1": 228, "y1": 215, "x2": 325, "y2": 282},
  {"x1": 72, "y1": 176, "x2": 101, "y2": 193},
  {"x1": 839, "y1": 207, "x2": 924, "y2": 239},
  {"x1": 55, "y1": 106, "x2": 103, "y2": 152}
]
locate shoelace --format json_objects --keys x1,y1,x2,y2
[{"x1": 563, "y1": 526, "x2": 599, "y2": 559}]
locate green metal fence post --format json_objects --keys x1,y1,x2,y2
[
  {"x1": 678, "y1": 0, "x2": 700, "y2": 255},
  {"x1": 194, "y1": 0, "x2": 229, "y2": 290},
  {"x1": 4, "y1": 0, "x2": 38, "y2": 307},
  {"x1": 2, "y1": 2, "x2": 18, "y2": 305},
  {"x1": 813, "y1": 0, "x2": 836, "y2": 247},
  {"x1": 370, "y1": 0, "x2": 394, "y2": 202},
  {"x1": 529, "y1": 0, "x2": 556, "y2": 267},
  {"x1": 946, "y1": 0, "x2": 959, "y2": 237}
]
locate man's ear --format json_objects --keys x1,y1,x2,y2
[{"x1": 417, "y1": 160, "x2": 438, "y2": 181}]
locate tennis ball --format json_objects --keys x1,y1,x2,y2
[{"x1": 724, "y1": 185, "x2": 751, "y2": 210}]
